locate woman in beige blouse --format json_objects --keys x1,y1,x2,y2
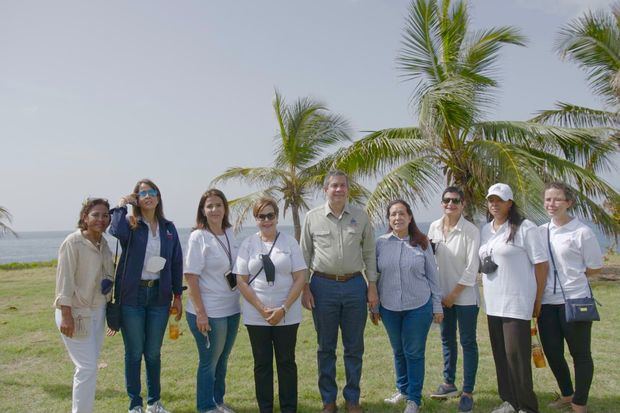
[{"x1": 54, "y1": 198, "x2": 114, "y2": 413}]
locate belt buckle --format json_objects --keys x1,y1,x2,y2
[
  {"x1": 335, "y1": 274, "x2": 343, "y2": 281},
  {"x1": 146, "y1": 280, "x2": 155, "y2": 287}
]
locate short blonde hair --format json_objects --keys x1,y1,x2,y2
[{"x1": 253, "y1": 197, "x2": 279, "y2": 217}]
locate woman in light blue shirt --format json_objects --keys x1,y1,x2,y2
[{"x1": 375, "y1": 199, "x2": 443, "y2": 413}]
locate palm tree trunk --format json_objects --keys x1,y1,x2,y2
[{"x1": 292, "y1": 205, "x2": 302, "y2": 242}]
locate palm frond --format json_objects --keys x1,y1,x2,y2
[
  {"x1": 398, "y1": 0, "x2": 444, "y2": 93},
  {"x1": 462, "y1": 26, "x2": 526, "y2": 86},
  {"x1": 364, "y1": 159, "x2": 442, "y2": 223},
  {"x1": 556, "y1": 8, "x2": 620, "y2": 104},
  {"x1": 531, "y1": 102, "x2": 620, "y2": 128},
  {"x1": 0, "y1": 207, "x2": 17, "y2": 238},
  {"x1": 473, "y1": 121, "x2": 616, "y2": 171},
  {"x1": 210, "y1": 167, "x2": 287, "y2": 188},
  {"x1": 310, "y1": 127, "x2": 429, "y2": 180}
]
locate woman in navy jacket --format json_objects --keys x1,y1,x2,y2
[{"x1": 110, "y1": 178, "x2": 183, "y2": 413}]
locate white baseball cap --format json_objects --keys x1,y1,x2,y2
[{"x1": 486, "y1": 183, "x2": 513, "y2": 201}]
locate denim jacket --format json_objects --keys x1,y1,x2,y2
[{"x1": 109, "y1": 206, "x2": 183, "y2": 306}]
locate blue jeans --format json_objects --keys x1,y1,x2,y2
[
  {"x1": 440, "y1": 305, "x2": 479, "y2": 393},
  {"x1": 186, "y1": 312, "x2": 240, "y2": 412},
  {"x1": 380, "y1": 299, "x2": 433, "y2": 406},
  {"x1": 310, "y1": 274, "x2": 367, "y2": 404},
  {"x1": 121, "y1": 285, "x2": 170, "y2": 409}
]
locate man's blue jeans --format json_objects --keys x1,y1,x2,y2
[
  {"x1": 310, "y1": 274, "x2": 367, "y2": 405},
  {"x1": 186, "y1": 312, "x2": 240, "y2": 412},
  {"x1": 440, "y1": 304, "x2": 479, "y2": 394},
  {"x1": 121, "y1": 285, "x2": 170, "y2": 410},
  {"x1": 380, "y1": 299, "x2": 433, "y2": 406}
]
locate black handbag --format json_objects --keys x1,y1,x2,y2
[
  {"x1": 106, "y1": 231, "x2": 132, "y2": 331},
  {"x1": 547, "y1": 224, "x2": 600, "y2": 323}
]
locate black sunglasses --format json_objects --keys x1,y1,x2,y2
[
  {"x1": 441, "y1": 197, "x2": 462, "y2": 205},
  {"x1": 256, "y1": 212, "x2": 276, "y2": 221}
]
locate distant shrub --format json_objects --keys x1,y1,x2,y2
[{"x1": 0, "y1": 260, "x2": 57, "y2": 271}]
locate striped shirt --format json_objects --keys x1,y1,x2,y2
[{"x1": 376, "y1": 233, "x2": 443, "y2": 313}]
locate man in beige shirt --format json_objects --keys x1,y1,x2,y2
[{"x1": 300, "y1": 170, "x2": 377, "y2": 413}]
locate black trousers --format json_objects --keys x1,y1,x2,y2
[
  {"x1": 246, "y1": 323, "x2": 299, "y2": 413},
  {"x1": 537, "y1": 304, "x2": 593, "y2": 406},
  {"x1": 487, "y1": 315, "x2": 539, "y2": 413}
]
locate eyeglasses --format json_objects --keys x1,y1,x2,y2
[
  {"x1": 441, "y1": 197, "x2": 462, "y2": 205},
  {"x1": 138, "y1": 189, "x2": 158, "y2": 198},
  {"x1": 256, "y1": 212, "x2": 276, "y2": 221}
]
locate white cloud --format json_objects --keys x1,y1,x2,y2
[{"x1": 514, "y1": 0, "x2": 614, "y2": 17}]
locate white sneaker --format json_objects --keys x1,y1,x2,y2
[
  {"x1": 146, "y1": 401, "x2": 171, "y2": 413},
  {"x1": 129, "y1": 407, "x2": 144, "y2": 413},
  {"x1": 217, "y1": 404, "x2": 236, "y2": 413},
  {"x1": 384, "y1": 391, "x2": 407, "y2": 404},
  {"x1": 404, "y1": 400, "x2": 419, "y2": 413},
  {"x1": 491, "y1": 401, "x2": 516, "y2": 413}
]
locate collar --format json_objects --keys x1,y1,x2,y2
[
  {"x1": 388, "y1": 232, "x2": 410, "y2": 241},
  {"x1": 548, "y1": 216, "x2": 579, "y2": 231},
  {"x1": 324, "y1": 202, "x2": 350, "y2": 218},
  {"x1": 440, "y1": 215, "x2": 465, "y2": 233}
]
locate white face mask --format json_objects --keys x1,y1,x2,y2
[{"x1": 146, "y1": 256, "x2": 166, "y2": 273}]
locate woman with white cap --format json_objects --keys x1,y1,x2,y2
[{"x1": 479, "y1": 183, "x2": 548, "y2": 413}]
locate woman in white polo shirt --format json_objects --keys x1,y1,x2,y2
[
  {"x1": 234, "y1": 197, "x2": 307, "y2": 413},
  {"x1": 184, "y1": 189, "x2": 241, "y2": 413},
  {"x1": 537, "y1": 182, "x2": 603, "y2": 413},
  {"x1": 479, "y1": 183, "x2": 548, "y2": 413}
]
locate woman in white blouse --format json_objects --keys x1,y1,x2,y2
[
  {"x1": 427, "y1": 186, "x2": 480, "y2": 413},
  {"x1": 184, "y1": 189, "x2": 240, "y2": 413},
  {"x1": 234, "y1": 197, "x2": 307, "y2": 413},
  {"x1": 54, "y1": 198, "x2": 114, "y2": 413},
  {"x1": 537, "y1": 182, "x2": 603, "y2": 413},
  {"x1": 479, "y1": 183, "x2": 548, "y2": 413}
]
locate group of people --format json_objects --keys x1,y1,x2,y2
[{"x1": 53, "y1": 171, "x2": 603, "y2": 413}]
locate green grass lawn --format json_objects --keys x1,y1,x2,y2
[{"x1": 1, "y1": 267, "x2": 619, "y2": 413}]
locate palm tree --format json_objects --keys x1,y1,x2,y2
[
  {"x1": 321, "y1": 0, "x2": 619, "y2": 235},
  {"x1": 0, "y1": 206, "x2": 16, "y2": 238},
  {"x1": 211, "y1": 90, "x2": 360, "y2": 241},
  {"x1": 532, "y1": 3, "x2": 620, "y2": 130}
]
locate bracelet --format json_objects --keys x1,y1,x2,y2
[{"x1": 280, "y1": 305, "x2": 287, "y2": 314}]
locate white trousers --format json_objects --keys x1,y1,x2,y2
[{"x1": 55, "y1": 305, "x2": 106, "y2": 413}]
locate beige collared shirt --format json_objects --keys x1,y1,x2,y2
[
  {"x1": 54, "y1": 230, "x2": 114, "y2": 311},
  {"x1": 300, "y1": 202, "x2": 377, "y2": 282}
]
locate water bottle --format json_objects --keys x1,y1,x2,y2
[
  {"x1": 169, "y1": 308, "x2": 180, "y2": 340},
  {"x1": 531, "y1": 321, "x2": 546, "y2": 368}
]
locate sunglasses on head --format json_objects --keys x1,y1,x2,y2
[
  {"x1": 441, "y1": 197, "x2": 462, "y2": 205},
  {"x1": 138, "y1": 189, "x2": 158, "y2": 198},
  {"x1": 256, "y1": 212, "x2": 276, "y2": 221}
]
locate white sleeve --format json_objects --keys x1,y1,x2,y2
[
  {"x1": 523, "y1": 221, "x2": 548, "y2": 264},
  {"x1": 233, "y1": 237, "x2": 251, "y2": 276},
  {"x1": 185, "y1": 231, "x2": 206, "y2": 275},
  {"x1": 288, "y1": 235, "x2": 308, "y2": 272},
  {"x1": 580, "y1": 228, "x2": 604, "y2": 270}
]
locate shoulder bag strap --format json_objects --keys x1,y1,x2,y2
[
  {"x1": 547, "y1": 223, "x2": 566, "y2": 299},
  {"x1": 113, "y1": 230, "x2": 133, "y2": 304},
  {"x1": 248, "y1": 232, "x2": 280, "y2": 286}
]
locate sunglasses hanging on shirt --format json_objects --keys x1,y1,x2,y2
[{"x1": 248, "y1": 232, "x2": 280, "y2": 286}]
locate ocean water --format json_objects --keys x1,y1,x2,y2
[{"x1": 0, "y1": 222, "x2": 616, "y2": 264}]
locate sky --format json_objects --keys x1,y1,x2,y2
[{"x1": 1, "y1": 0, "x2": 618, "y2": 232}]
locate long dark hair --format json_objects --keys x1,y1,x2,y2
[
  {"x1": 193, "y1": 189, "x2": 231, "y2": 232},
  {"x1": 486, "y1": 200, "x2": 524, "y2": 243},
  {"x1": 386, "y1": 199, "x2": 429, "y2": 250},
  {"x1": 130, "y1": 179, "x2": 165, "y2": 229},
  {"x1": 77, "y1": 198, "x2": 110, "y2": 230}
]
